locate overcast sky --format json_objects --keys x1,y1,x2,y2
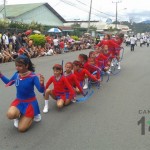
[{"x1": 1, "y1": 0, "x2": 150, "y2": 22}]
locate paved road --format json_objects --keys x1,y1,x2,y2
[{"x1": 0, "y1": 44, "x2": 150, "y2": 150}]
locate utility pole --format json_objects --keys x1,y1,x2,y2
[
  {"x1": 87, "y1": 0, "x2": 92, "y2": 33},
  {"x1": 112, "y1": 1, "x2": 121, "y2": 29},
  {"x1": 4, "y1": 0, "x2": 6, "y2": 19}
]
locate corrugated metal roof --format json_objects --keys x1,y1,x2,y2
[
  {"x1": 0, "y1": 3, "x2": 44, "y2": 17},
  {"x1": 0, "y1": 3, "x2": 66, "y2": 23}
]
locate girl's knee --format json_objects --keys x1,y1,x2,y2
[
  {"x1": 65, "y1": 100, "x2": 71, "y2": 106},
  {"x1": 18, "y1": 118, "x2": 32, "y2": 132},
  {"x1": 45, "y1": 89, "x2": 51, "y2": 94},
  {"x1": 57, "y1": 100, "x2": 64, "y2": 108},
  {"x1": 18, "y1": 125, "x2": 28, "y2": 132},
  {"x1": 7, "y1": 111, "x2": 17, "y2": 120}
]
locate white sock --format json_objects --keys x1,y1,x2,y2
[
  {"x1": 45, "y1": 100, "x2": 49, "y2": 106},
  {"x1": 13, "y1": 118, "x2": 19, "y2": 128},
  {"x1": 85, "y1": 78, "x2": 88, "y2": 85}
]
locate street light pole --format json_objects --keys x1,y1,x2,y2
[
  {"x1": 87, "y1": 0, "x2": 92, "y2": 33},
  {"x1": 112, "y1": 1, "x2": 121, "y2": 29}
]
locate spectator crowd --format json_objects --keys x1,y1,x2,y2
[{"x1": 0, "y1": 31, "x2": 94, "y2": 64}]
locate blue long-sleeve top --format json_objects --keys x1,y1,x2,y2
[{"x1": 0, "y1": 72, "x2": 44, "y2": 100}]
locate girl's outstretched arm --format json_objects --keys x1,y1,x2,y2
[{"x1": 0, "y1": 72, "x2": 17, "y2": 86}]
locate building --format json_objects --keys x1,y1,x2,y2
[
  {"x1": 64, "y1": 21, "x2": 130, "y2": 34},
  {"x1": 0, "y1": 3, "x2": 66, "y2": 26}
]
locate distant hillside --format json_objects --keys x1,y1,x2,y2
[{"x1": 142, "y1": 20, "x2": 150, "y2": 24}]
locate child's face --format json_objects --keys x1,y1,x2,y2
[
  {"x1": 73, "y1": 65, "x2": 80, "y2": 71},
  {"x1": 78, "y1": 57, "x2": 83, "y2": 62},
  {"x1": 90, "y1": 53, "x2": 96, "y2": 58},
  {"x1": 53, "y1": 69, "x2": 62, "y2": 77},
  {"x1": 65, "y1": 64, "x2": 72, "y2": 73},
  {"x1": 103, "y1": 45, "x2": 108, "y2": 53},
  {"x1": 104, "y1": 35, "x2": 109, "y2": 40},
  {"x1": 15, "y1": 62, "x2": 28, "y2": 73},
  {"x1": 89, "y1": 59, "x2": 95, "y2": 65}
]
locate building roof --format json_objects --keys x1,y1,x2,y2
[{"x1": 0, "y1": 3, "x2": 66, "y2": 23}]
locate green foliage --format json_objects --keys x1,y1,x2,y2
[
  {"x1": 89, "y1": 25, "x2": 97, "y2": 30},
  {"x1": 28, "y1": 21, "x2": 44, "y2": 32},
  {"x1": 71, "y1": 23, "x2": 81, "y2": 28},
  {"x1": 71, "y1": 35, "x2": 79, "y2": 41},
  {"x1": 0, "y1": 20, "x2": 44, "y2": 32},
  {"x1": 29, "y1": 34, "x2": 46, "y2": 46},
  {"x1": 71, "y1": 27, "x2": 86, "y2": 37},
  {"x1": 121, "y1": 21, "x2": 150, "y2": 33},
  {"x1": 0, "y1": 19, "x2": 10, "y2": 28},
  {"x1": 9, "y1": 21, "x2": 29, "y2": 30}
]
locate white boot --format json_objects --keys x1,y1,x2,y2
[
  {"x1": 13, "y1": 118, "x2": 19, "y2": 128},
  {"x1": 83, "y1": 78, "x2": 88, "y2": 89},
  {"x1": 34, "y1": 114, "x2": 42, "y2": 122},
  {"x1": 43, "y1": 100, "x2": 49, "y2": 113},
  {"x1": 117, "y1": 62, "x2": 121, "y2": 69}
]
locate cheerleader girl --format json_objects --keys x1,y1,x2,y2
[
  {"x1": 0, "y1": 55, "x2": 45, "y2": 132},
  {"x1": 78, "y1": 54, "x2": 94, "y2": 89},
  {"x1": 73, "y1": 60, "x2": 99, "y2": 88},
  {"x1": 96, "y1": 34, "x2": 119, "y2": 49},
  {"x1": 64, "y1": 62, "x2": 84, "y2": 101},
  {"x1": 88, "y1": 58, "x2": 101, "y2": 80},
  {"x1": 101, "y1": 45, "x2": 112, "y2": 74},
  {"x1": 111, "y1": 34, "x2": 124, "y2": 69},
  {"x1": 43, "y1": 64, "x2": 75, "y2": 113}
]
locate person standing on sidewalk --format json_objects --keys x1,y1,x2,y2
[{"x1": 130, "y1": 35, "x2": 136, "y2": 51}]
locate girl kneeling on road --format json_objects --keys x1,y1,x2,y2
[{"x1": 0, "y1": 55, "x2": 45, "y2": 132}]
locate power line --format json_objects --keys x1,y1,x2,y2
[
  {"x1": 75, "y1": 0, "x2": 116, "y2": 18},
  {"x1": 59, "y1": 0, "x2": 103, "y2": 18},
  {"x1": 59, "y1": 0, "x2": 116, "y2": 20}
]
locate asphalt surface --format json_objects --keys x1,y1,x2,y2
[{"x1": 0, "y1": 43, "x2": 150, "y2": 150}]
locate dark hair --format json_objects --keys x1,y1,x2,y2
[
  {"x1": 73, "y1": 60, "x2": 82, "y2": 67},
  {"x1": 15, "y1": 55, "x2": 35, "y2": 72},
  {"x1": 89, "y1": 51, "x2": 95, "y2": 58},
  {"x1": 105, "y1": 34, "x2": 111, "y2": 40},
  {"x1": 78, "y1": 54, "x2": 88, "y2": 62},
  {"x1": 53, "y1": 64, "x2": 63, "y2": 70}
]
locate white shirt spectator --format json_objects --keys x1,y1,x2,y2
[
  {"x1": 2, "y1": 34, "x2": 9, "y2": 45},
  {"x1": 12, "y1": 35, "x2": 16, "y2": 44},
  {"x1": 53, "y1": 39, "x2": 59, "y2": 46},
  {"x1": 45, "y1": 49, "x2": 53, "y2": 56},
  {"x1": 130, "y1": 37, "x2": 136, "y2": 44}
]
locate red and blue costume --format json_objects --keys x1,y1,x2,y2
[
  {"x1": 96, "y1": 53, "x2": 108, "y2": 69},
  {"x1": 111, "y1": 38, "x2": 123, "y2": 57},
  {"x1": 0, "y1": 72, "x2": 44, "y2": 118},
  {"x1": 97, "y1": 39, "x2": 119, "y2": 53},
  {"x1": 74, "y1": 69, "x2": 98, "y2": 85},
  {"x1": 46, "y1": 75, "x2": 75, "y2": 101},
  {"x1": 87, "y1": 64, "x2": 101, "y2": 80},
  {"x1": 64, "y1": 72, "x2": 83, "y2": 98}
]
